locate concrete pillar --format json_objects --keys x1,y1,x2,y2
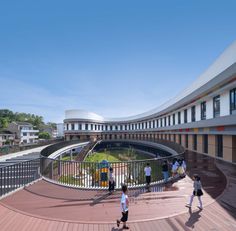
[
  {"x1": 208, "y1": 135, "x2": 216, "y2": 157},
  {"x1": 182, "y1": 134, "x2": 186, "y2": 148},
  {"x1": 188, "y1": 135, "x2": 193, "y2": 151},
  {"x1": 197, "y1": 135, "x2": 203, "y2": 153},
  {"x1": 223, "y1": 135, "x2": 236, "y2": 162}
]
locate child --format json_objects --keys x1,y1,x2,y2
[
  {"x1": 144, "y1": 163, "x2": 151, "y2": 192},
  {"x1": 186, "y1": 174, "x2": 203, "y2": 209},
  {"x1": 117, "y1": 185, "x2": 129, "y2": 229},
  {"x1": 108, "y1": 167, "x2": 115, "y2": 193}
]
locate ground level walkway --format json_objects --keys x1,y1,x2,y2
[{"x1": 0, "y1": 151, "x2": 235, "y2": 230}]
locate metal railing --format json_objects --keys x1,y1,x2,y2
[
  {"x1": 0, "y1": 159, "x2": 41, "y2": 197},
  {"x1": 41, "y1": 154, "x2": 184, "y2": 190}
]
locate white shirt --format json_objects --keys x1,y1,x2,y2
[
  {"x1": 121, "y1": 193, "x2": 129, "y2": 212},
  {"x1": 144, "y1": 166, "x2": 151, "y2": 176}
]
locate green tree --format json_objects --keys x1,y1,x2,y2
[{"x1": 38, "y1": 132, "x2": 51, "y2": 139}]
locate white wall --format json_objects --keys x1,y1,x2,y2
[{"x1": 221, "y1": 91, "x2": 230, "y2": 116}]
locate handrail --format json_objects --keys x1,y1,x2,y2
[{"x1": 40, "y1": 139, "x2": 185, "y2": 190}]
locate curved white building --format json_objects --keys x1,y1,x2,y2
[{"x1": 64, "y1": 41, "x2": 236, "y2": 163}]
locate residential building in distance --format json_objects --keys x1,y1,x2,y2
[
  {"x1": 0, "y1": 130, "x2": 15, "y2": 147},
  {"x1": 56, "y1": 123, "x2": 64, "y2": 138},
  {"x1": 7, "y1": 122, "x2": 39, "y2": 145}
]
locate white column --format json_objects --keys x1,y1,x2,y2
[
  {"x1": 196, "y1": 104, "x2": 201, "y2": 121},
  {"x1": 221, "y1": 91, "x2": 230, "y2": 116},
  {"x1": 206, "y1": 99, "x2": 213, "y2": 119}
]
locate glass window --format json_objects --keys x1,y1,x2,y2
[
  {"x1": 153, "y1": 120, "x2": 155, "y2": 128},
  {"x1": 213, "y1": 95, "x2": 220, "y2": 118},
  {"x1": 71, "y1": 124, "x2": 75, "y2": 130},
  {"x1": 184, "y1": 109, "x2": 187, "y2": 123},
  {"x1": 193, "y1": 134, "x2": 197, "y2": 150},
  {"x1": 160, "y1": 119, "x2": 163, "y2": 127},
  {"x1": 95, "y1": 125, "x2": 97, "y2": 130},
  {"x1": 90, "y1": 124, "x2": 93, "y2": 130},
  {"x1": 185, "y1": 134, "x2": 188, "y2": 148},
  {"x1": 79, "y1": 124, "x2": 82, "y2": 130},
  {"x1": 85, "y1": 124, "x2": 88, "y2": 130},
  {"x1": 168, "y1": 116, "x2": 171, "y2": 126},
  {"x1": 201, "y1": 101, "x2": 206, "y2": 120},
  {"x1": 164, "y1": 117, "x2": 167, "y2": 127},
  {"x1": 110, "y1": 125, "x2": 112, "y2": 131},
  {"x1": 178, "y1": 112, "x2": 181, "y2": 124},
  {"x1": 191, "y1": 106, "x2": 196, "y2": 122},
  {"x1": 23, "y1": 132, "x2": 27, "y2": 136},
  {"x1": 230, "y1": 88, "x2": 236, "y2": 114},
  {"x1": 173, "y1": 114, "x2": 175, "y2": 125},
  {"x1": 203, "y1": 135, "x2": 208, "y2": 153},
  {"x1": 216, "y1": 135, "x2": 223, "y2": 158}
]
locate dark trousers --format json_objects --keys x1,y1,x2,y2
[{"x1": 109, "y1": 181, "x2": 115, "y2": 191}]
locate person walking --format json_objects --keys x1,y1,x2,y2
[
  {"x1": 108, "y1": 167, "x2": 115, "y2": 194},
  {"x1": 186, "y1": 174, "x2": 203, "y2": 209},
  {"x1": 144, "y1": 163, "x2": 151, "y2": 192},
  {"x1": 116, "y1": 185, "x2": 129, "y2": 229},
  {"x1": 162, "y1": 160, "x2": 169, "y2": 183}
]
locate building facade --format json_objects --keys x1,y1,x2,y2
[
  {"x1": 7, "y1": 122, "x2": 39, "y2": 145},
  {"x1": 64, "y1": 41, "x2": 236, "y2": 163}
]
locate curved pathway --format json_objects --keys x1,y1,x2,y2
[{"x1": 0, "y1": 151, "x2": 235, "y2": 230}]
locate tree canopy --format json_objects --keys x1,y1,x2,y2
[{"x1": 0, "y1": 109, "x2": 50, "y2": 131}]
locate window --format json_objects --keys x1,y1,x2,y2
[
  {"x1": 179, "y1": 134, "x2": 182, "y2": 144},
  {"x1": 184, "y1": 109, "x2": 187, "y2": 123},
  {"x1": 98, "y1": 125, "x2": 100, "y2": 130},
  {"x1": 230, "y1": 88, "x2": 236, "y2": 114},
  {"x1": 110, "y1": 125, "x2": 112, "y2": 131},
  {"x1": 216, "y1": 135, "x2": 223, "y2": 158},
  {"x1": 90, "y1": 124, "x2": 93, "y2": 130},
  {"x1": 23, "y1": 132, "x2": 27, "y2": 136},
  {"x1": 191, "y1": 106, "x2": 196, "y2": 122},
  {"x1": 185, "y1": 134, "x2": 188, "y2": 148},
  {"x1": 201, "y1": 101, "x2": 206, "y2": 120},
  {"x1": 173, "y1": 114, "x2": 175, "y2": 125},
  {"x1": 105, "y1": 125, "x2": 108, "y2": 131},
  {"x1": 95, "y1": 125, "x2": 97, "y2": 130},
  {"x1": 115, "y1": 125, "x2": 118, "y2": 130},
  {"x1": 168, "y1": 116, "x2": 171, "y2": 126},
  {"x1": 145, "y1": 122, "x2": 148, "y2": 129},
  {"x1": 79, "y1": 124, "x2": 82, "y2": 130},
  {"x1": 203, "y1": 135, "x2": 208, "y2": 153},
  {"x1": 149, "y1": 121, "x2": 151, "y2": 129},
  {"x1": 178, "y1": 112, "x2": 181, "y2": 124},
  {"x1": 157, "y1": 120, "x2": 159, "y2": 128},
  {"x1": 160, "y1": 119, "x2": 163, "y2": 127},
  {"x1": 71, "y1": 124, "x2": 75, "y2": 130},
  {"x1": 66, "y1": 124, "x2": 69, "y2": 130},
  {"x1": 85, "y1": 124, "x2": 88, "y2": 130},
  {"x1": 164, "y1": 117, "x2": 167, "y2": 127},
  {"x1": 193, "y1": 134, "x2": 197, "y2": 151},
  {"x1": 153, "y1": 120, "x2": 155, "y2": 128},
  {"x1": 213, "y1": 95, "x2": 220, "y2": 118}
]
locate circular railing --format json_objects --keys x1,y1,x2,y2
[{"x1": 40, "y1": 139, "x2": 185, "y2": 190}]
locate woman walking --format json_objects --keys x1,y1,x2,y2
[{"x1": 186, "y1": 174, "x2": 203, "y2": 209}]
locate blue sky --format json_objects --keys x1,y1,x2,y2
[{"x1": 1, "y1": 0, "x2": 236, "y2": 123}]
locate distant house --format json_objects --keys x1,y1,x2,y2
[
  {"x1": 41, "y1": 126, "x2": 58, "y2": 139},
  {"x1": 0, "y1": 130, "x2": 15, "y2": 147},
  {"x1": 56, "y1": 123, "x2": 64, "y2": 137},
  {"x1": 7, "y1": 122, "x2": 39, "y2": 145}
]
